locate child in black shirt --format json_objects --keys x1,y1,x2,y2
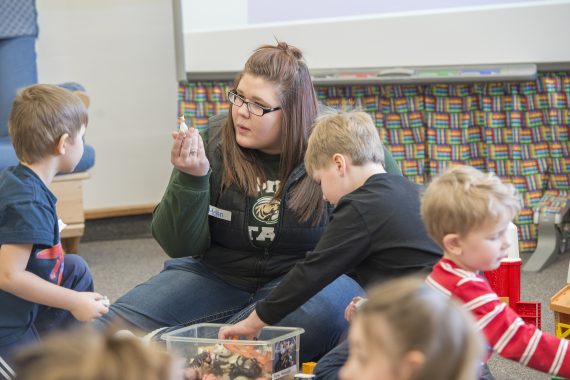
[{"x1": 219, "y1": 110, "x2": 442, "y2": 368}]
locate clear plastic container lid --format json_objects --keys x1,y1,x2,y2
[{"x1": 161, "y1": 323, "x2": 304, "y2": 346}]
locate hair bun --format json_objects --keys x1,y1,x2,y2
[{"x1": 276, "y1": 41, "x2": 303, "y2": 60}]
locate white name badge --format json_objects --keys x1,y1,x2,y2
[{"x1": 208, "y1": 205, "x2": 232, "y2": 222}]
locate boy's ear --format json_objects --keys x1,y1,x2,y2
[
  {"x1": 400, "y1": 350, "x2": 425, "y2": 378},
  {"x1": 332, "y1": 153, "x2": 347, "y2": 176},
  {"x1": 55, "y1": 133, "x2": 70, "y2": 155},
  {"x1": 442, "y1": 233, "x2": 462, "y2": 256}
]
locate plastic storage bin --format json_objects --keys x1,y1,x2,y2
[{"x1": 162, "y1": 323, "x2": 304, "y2": 380}]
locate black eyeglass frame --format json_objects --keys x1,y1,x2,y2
[{"x1": 227, "y1": 90, "x2": 282, "y2": 117}]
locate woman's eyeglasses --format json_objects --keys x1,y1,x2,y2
[{"x1": 227, "y1": 90, "x2": 281, "y2": 117}]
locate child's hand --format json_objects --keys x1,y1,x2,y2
[
  {"x1": 69, "y1": 292, "x2": 109, "y2": 322},
  {"x1": 344, "y1": 296, "x2": 367, "y2": 322},
  {"x1": 171, "y1": 128, "x2": 210, "y2": 177}
]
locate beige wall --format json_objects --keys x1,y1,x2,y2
[{"x1": 36, "y1": 0, "x2": 178, "y2": 211}]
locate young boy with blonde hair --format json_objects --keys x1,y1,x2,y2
[
  {"x1": 423, "y1": 165, "x2": 570, "y2": 378},
  {"x1": 0, "y1": 84, "x2": 108, "y2": 377},
  {"x1": 220, "y1": 110, "x2": 442, "y2": 378}
]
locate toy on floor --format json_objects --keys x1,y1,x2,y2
[
  {"x1": 551, "y1": 286, "x2": 570, "y2": 339},
  {"x1": 550, "y1": 287, "x2": 570, "y2": 380},
  {"x1": 549, "y1": 246, "x2": 570, "y2": 343},
  {"x1": 293, "y1": 362, "x2": 316, "y2": 378},
  {"x1": 484, "y1": 223, "x2": 542, "y2": 328},
  {"x1": 301, "y1": 362, "x2": 316, "y2": 374}
]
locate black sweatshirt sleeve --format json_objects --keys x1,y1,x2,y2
[{"x1": 255, "y1": 201, "x2": 370, "y2": 325}]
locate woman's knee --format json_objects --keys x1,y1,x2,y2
[{"x1": 313, "y1": 275, "x2": 364, "y2": 317}]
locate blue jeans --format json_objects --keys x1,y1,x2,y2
[
  {"x1": 94, "y1": 256, "x2": 364, "y2": 362},
  {"x1": 0, "y1": 254, "x2": 94, "y2": 371},
  {"x1": 0, "y1": 36, "x2": 37, "y2": 138},
  {"x1": 313, "y1": 339, "x2": 348, "y2": 380}
]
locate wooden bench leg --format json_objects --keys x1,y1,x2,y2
[
  {"x1": 49, "y1": 172, "x2": 89, "y2": 253},
  {"x1": 62, "y1": 236, "x2": 81, "y2": 254}
]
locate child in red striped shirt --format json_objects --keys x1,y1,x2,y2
[{"x1": 421, "y1": 165, "x2": 570, "y2": 379}]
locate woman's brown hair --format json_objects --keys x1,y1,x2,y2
[{"x1": 221, "y1": 41, "x2": 324, "y2": 223}]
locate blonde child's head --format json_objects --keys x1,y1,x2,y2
[
  {"x1": 8, "y1": 84, "x2": 88, "y2": 165},
  {"x1": 340, "y1": 276, "x2": 484, "y2": 380},
  {"x1": 304, "y1": 109, "x2": 385, "y2": 178},
  {"x1": 12, "y1": 327, "x2": 177, "y2": 380},
  {"x1": 421, "y1": 165, "x2": 520, "y2": 247}
]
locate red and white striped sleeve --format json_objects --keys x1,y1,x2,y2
[{"x1": 428, "y1": 259, "x2": 570, "y2": 377}]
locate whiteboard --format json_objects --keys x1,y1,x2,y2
[{"x1": 173, "y1": 0, "x2": 570, "y2": 79}]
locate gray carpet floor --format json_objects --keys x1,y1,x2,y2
[{"x1": 79, "y1": 217, "x2": 569, "y2": 380}]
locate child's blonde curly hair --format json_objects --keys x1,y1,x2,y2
[{"x1": 421, "y1": 165, "x2": 520, "y2": 247}]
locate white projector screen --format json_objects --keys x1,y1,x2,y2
[{"x1": 173, "y1": 0, "x2": 570, "y2": 79}]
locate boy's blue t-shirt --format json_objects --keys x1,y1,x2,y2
[{"x1": 0, "y1": 164, "x2": 63, "y2": 346}]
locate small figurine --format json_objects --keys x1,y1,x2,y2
[
  {"x1": 100, "y1": 296, "x2": 110, "y2": 308},
  {"x1": 179, "y1": 115, "x2": 189, "y2": 132},
  {"x1": 228, "y1": 356, "x2": 262, "y2": 379}
]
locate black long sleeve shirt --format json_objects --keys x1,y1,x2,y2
[{"x1": 255, "y1": 173, "x2": 442, "y2": 325}]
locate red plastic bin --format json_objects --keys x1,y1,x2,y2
[
  {"x1": 484, "y1": 259, "x2": 522, "y2": 309},
  {"x1": 515, "y1": 301, "x2": 542, "y2": 329}
]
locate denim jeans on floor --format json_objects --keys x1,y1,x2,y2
[
  {"x1": 93, "y1": 256, "x2": 364, "y2": 362},
  {"x1": 0, "y1": 35, "x2": 37, "y2": 137},
  {"x1": 0, "y1": 254, "x2": 94, "y2": 372},
  {"x1": 34, "y1": 254, "x2": 94, "y2": 334},
  {"x1": 313, "y1": 339, "x2": 348, "y2": 380}
]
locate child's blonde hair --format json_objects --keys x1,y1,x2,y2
[
  {"x1": 421, "y1": 165, "x2": 520, "y2": 247},
  {"x1": 354, "y1": 276, "x2": 484, "y2": 380},
  {"x1": 304, "y1": 110, "x2": 384, "y2": 177},
  {"x1": 12, "y1": 327, "x2": 174, "y2": 380},
  {"x1": 8, "y1": 84, "x2": 88, "y2": 165}
]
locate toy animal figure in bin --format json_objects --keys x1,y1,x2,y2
[
  {"x1": 423, "y1": 165, "x2": 570, "y2": 378},
  {"x1": 182, "y1": 343, "x2": 271, "y2": 380}
]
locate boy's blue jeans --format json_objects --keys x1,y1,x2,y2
[
  {"x1": 94, "y1": 256, "x2": 364, "y2": 362},
  {"x1": 0, "y1": 255, "x2": 94, "y2": 365}
]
